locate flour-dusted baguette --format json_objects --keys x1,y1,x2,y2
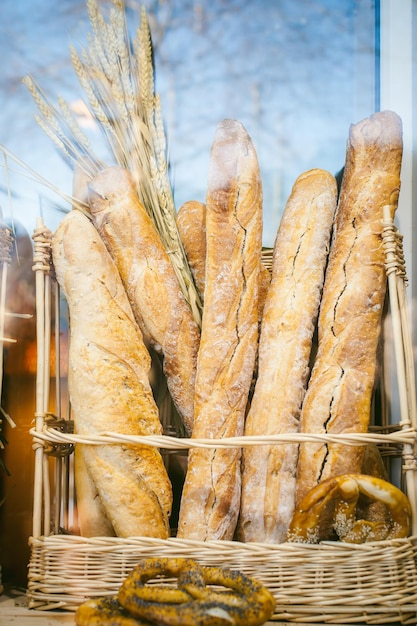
[
  {"x1": 52, "y1": 209, "x2": 172, "y2": 538},
  {"x1": 237, "y1": 169, "x2": 338, "y2": 544},
  {"x1": 88, "y1": 166, "x2": 200, "y2": 436},
  {"x1": 71, "y1": 164, "x2": 115, "y2": 538},
  {"x1": 294, "y1": 111, "x2": 403, "y2": 516},
  {"x1": 176, "y1": 199, "x2": 270, "y2": 319},
  {"x1": 176, "y1": 200, "x2": 206, "y2": 302},
  {"x1": 177, "y1": 119, "x2": 263, "y2": 540}
]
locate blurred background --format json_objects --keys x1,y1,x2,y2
[{"x1": 0, "y1": 0, "x2": 378, "y2": 242}]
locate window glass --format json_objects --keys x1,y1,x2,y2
[
  {"x1": 150, "y1": 0, "x2": 378, "y2": 246},
  {"x1": 0, "y1": 0, "x2": 378, "y2": 247}
]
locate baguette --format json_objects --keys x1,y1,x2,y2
[
  {"x1": 74, "y1": 447, "x2": 115, "y2": 537},
  {"x1": 258, "y1": 263, "x2": 271, "y2": 321},
  {"x1": 177, "y1": 119, "x2": 263, "y2": 540},
  {"x1": 52, "y1": 209, "x2": 172, "y2": 538},
  {"x1": 357, "y1": 444, "x2": 390, "y2": 529},
  {"x1": 88, "y1": 166, "x2": 200, "y2": 436},
  {"x1": 176, "y1": 199, "x2": 270, "y2": 320},
  {"x1": 71, "y1": 162, "x2": 116, "y2": 538},
  {"x1": 176, "y1": 200, "x2": 206, "y2": 302},
  {"x1": 238, "y1": 169, "x2": 338, "y2": 543},
  {"x1": 295, "y1": 111, "x2": 403, "y2": 513}
]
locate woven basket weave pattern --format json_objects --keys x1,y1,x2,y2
[{"x1": 27, "y1": 218, "x2": 417, "y2": 623}]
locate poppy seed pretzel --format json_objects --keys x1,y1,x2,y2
[
  {"x1": 288, "y1": 474, "x2": 412, "y2": 544},
  {"x1": 118, "y1": 557, "x2": 276, "y2": 626},
  {"x1": 75, "y1": 596, "x2": 152, "y2": 625}
]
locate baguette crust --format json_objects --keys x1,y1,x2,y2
[
  {"x1": 176, "y1": 199, "x2": 270, "y2": 320},
  {"x1": 258, "y1": 264, "x2": 271, "y2": 321},
  {"x1": 238, "y1": 169, "x2": 338, "y2": 543},
  {"x1": 177, "y1": 119, "x2": 263, "y2": 540},
  {"x1": 295, "y1": 111, "x2": 403, "y2": 508},
  {"x1": 74, "y1": 447, "x2": 115, "y2": 537},
  {"x1": 176, "y1": 200, "x2": 206, "y2": 302},
  {"x1": 88, "y1": 167, "x2": 200, "y2": 436},
  {"x1": 52, "y1": 209, "x2": 172, "y2": 538}
]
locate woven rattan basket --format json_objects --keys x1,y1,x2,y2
[{"x1": 27, "y1": 210, "x2": 417, "y2": 623}]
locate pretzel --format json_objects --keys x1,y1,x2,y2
[
  {"x1": 118, "y1": 557, "x2": 276, "y2": 626},
  {"x1": 287, "y1": 473, "x2": 412, "y2": 544},
  {"x1": 74, "y1": 596, "x2": 152, "y2": 625}
]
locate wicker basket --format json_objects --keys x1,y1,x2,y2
[{"x1": 27, "y1": 212, "x2": 417, "y2": 623}]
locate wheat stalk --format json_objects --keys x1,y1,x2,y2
[
  {"x1": 0, "y1": 145, "x2": 91, "y2": 217},
  {"x1": 136, "y1": 6, "x2": 155, "y2": 104},
  {"x1": 23, "y1": 73, "x2": 104, "y2": 182},
  {"x1": 24, "y1": 0, "x2": 202, "y2": 326}
]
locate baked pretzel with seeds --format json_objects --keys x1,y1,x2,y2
[
  {"x1": 288, "y1": 473, "x2": 412, "y2": 544},
  {"x1": 75, "y1": 595, "x2": 152, "y2": 625},
  {"x1": 117, "y1": 557, "x2": 276, "y2": 626}
]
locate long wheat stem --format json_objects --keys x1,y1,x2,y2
[{"x1": 24, "y1": 0, "x2": 203, "y2": 325}]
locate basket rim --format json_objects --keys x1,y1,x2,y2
[
  {"x1": 29, "y1": 532, "x2": 417, "y2": 552},
  {"x1": 30, "y1": 424, "x2": 417, "y2": 450}
]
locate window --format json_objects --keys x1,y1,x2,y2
[
  {"x1": 380, "y1": 0, "x2": 417, "y2": 316},
  {"x1": 1, "y1": 0, "x2": 380, "y2": 244}
]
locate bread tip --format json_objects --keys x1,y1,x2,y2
[
  {"x1": 349, "y1": 110, "x2": 403, "y2": 145},
  {"x1": 208, "y1": 119, "x2": 257, "y2": 193},
  {"x1": 88, "y1": 166, "x2": 134, "y2": 214},
  {"x1": 214, "y1": 118, "x2": 249, "y2": 142},
  {"x1": 90, "y1": 165, "x2": 134, "y2": 194}
]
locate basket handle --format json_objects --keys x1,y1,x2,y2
[
  {"x1": 382, "y1": 205, "x2": 417, "y2": 535},
  {"x1": 32, "y1": 217, "x2": 53, "y2": 538}
]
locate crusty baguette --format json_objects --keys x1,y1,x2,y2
[
  {"x1": 238, "y1": 169, "x2": 338, "y2": 543},
  {"x1": 258, "y1": 263, "x2": 271, "y2": 321},
  {"x1": 88, "y1": 166, "x2": 200, "y2": 436},
  {"x1": 177, "y1": 119, "x2": 263, "y2": 540},
  {"x1": 176, "y1": 199, "x2": 270, "y2": 320},
  {"x1": 71, "y1": 162, "x2": 116, "y2": 538},
  {"x1": 52, "y1": 209, "x2": 172, "y2": 538},
  {"x1": 176, "y1": 200, "x2": 206, "y2": 302},
  {"x1": 295, "y1": 111, "x2": 403, "y2": 511},
  {"x1": 74, "y1": 447, "x2": 115, "y2": 537}
]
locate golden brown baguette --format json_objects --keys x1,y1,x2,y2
[
  {"x1": 176, "y1": 200, "x2": 206, "y2": 302},
  {"x1": 258, "y1": 263, "x2": 271, "y2": 321},
  {"x1": 177, "y1": 119, "x2": 263, "y2": 540},
  {"x1": 88, "y1": 166, "x2": 200, "y2": 436},
  {"x1": 295, "y1": 111, "x2": 403, "y2": 510},
  {"x1": 74, "y1": 447, "x2": 115, "y2": 537},
  {"x1": 176, "y1": 199, "x2": 270, "y2": 320},
  {"x1": 238, "y1": 168, "x2": 338, "y2": 543},
  {"x1": 52, "y1": 209, "x2": 172, "y2": 538},
  {"x1": 71, "y1": 161, "x2": 116, "y2": 538}
]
